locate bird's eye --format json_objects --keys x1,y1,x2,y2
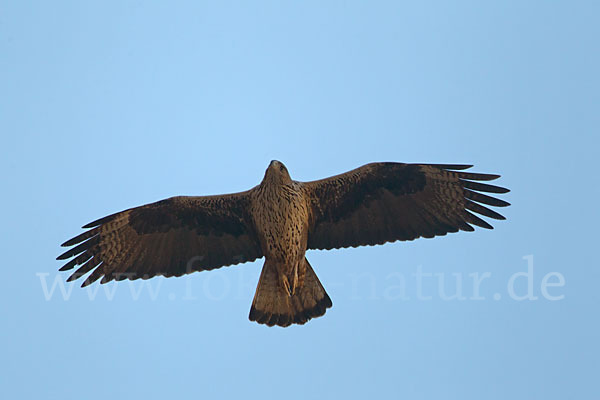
[{"x1": 280, "y1": 165, "x2": 286, "y2": 172}]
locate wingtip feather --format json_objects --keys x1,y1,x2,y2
[
  {"x1": 430, "y1": 164, "x2": 474, "y2": 170},
  {"x1": 58, "y1": 261, "x2": 76, "y2": 271},
  {"x1": 66, "y1": 273, "x2": 81, "y2": 283}
]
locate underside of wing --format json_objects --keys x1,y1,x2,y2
[
  {"x1": 303, "y1": 162, "x2": 510, "y2": 250},
  {"x1": 57, "y1": 193, "x2": 262, "y2": 287}
]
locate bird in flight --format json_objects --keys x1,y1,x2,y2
[{"x1": 58, "y1": 161, "x2": 509, "y2": 327}]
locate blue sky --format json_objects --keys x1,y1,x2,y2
[{"x1": 1, "y1": 1, "x2": 598, "y2": 399}]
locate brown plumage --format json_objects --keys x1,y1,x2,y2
[{"x1": 58, "y1": 160, "x2": 510, "y2": 327}]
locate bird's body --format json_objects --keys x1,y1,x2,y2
[
  {"x1": 58, "y1": 160, "x2": 510, "y2": 327},
  {"x1": 251, "y1": 164, "x2": 309, "y2": 295}
]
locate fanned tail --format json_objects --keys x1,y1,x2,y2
[{"x1": 249, "y1": 258, "x2": 332, "y2": 327}]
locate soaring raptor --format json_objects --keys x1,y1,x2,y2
[{"x1": 58, "y1": 161, "x2": 509, "y2": 327}]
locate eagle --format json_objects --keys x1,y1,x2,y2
[{"x1": 58, "y1": 161, "x2": 509, "y2": 327}]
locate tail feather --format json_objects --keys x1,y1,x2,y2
[{"x1": 249, "y1": 258, "x2": 332, "y2": 327}]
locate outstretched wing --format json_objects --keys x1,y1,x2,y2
[
  {"x1": 302, "y1": 163, "x2": 510, "y2": 250},
  {"x1": 57, "y1": 193, "x2": 262, "y2": 287}
]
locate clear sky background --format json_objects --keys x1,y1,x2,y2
[{"x1": 1, "y1": 1, "x2": 598, "y2": 399}]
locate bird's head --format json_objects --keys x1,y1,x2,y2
[{"x1": 263, "y1": 160, "x2": 292, "y2": 184}]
